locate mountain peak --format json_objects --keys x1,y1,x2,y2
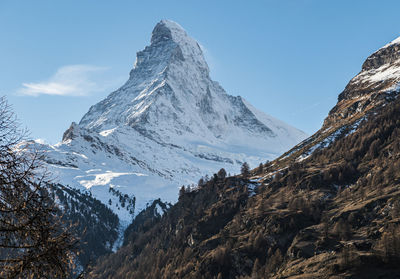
[
  {"x1": 323, "y1": 34, "x2": 400, "y2": 129},
  {"x1": 151, "y1": 20, "x2": 187, "y2": 45},
  {"x1": 380, "y1": 35, "x2": 400, "y2": 51},
  {"x1": 362, "y1": 36, "x2": 400, "y2": 71},
  {"x1": 148, "y1": 20, "x2": 208, "y2": 72},
  {"x1": 79, "y1": 20, "x2": 306, "y2": 148},
  {"x1": 36, "y1": 19, "x2": 307, "y2": 225}
]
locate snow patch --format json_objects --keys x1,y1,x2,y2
[
  {"x1": 78, "y1": 172, "x2": 145, "y2": 188},
  {"x1": 155, "y1": 203, "x2": 164, "y2": 216},
  {"x1": 100, "y1": 128, "x2": 116, "y2": 137}
]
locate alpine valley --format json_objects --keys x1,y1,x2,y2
[
  {"x1": 86, "y1": 28, "x2": 400, "y2": 278},
  {"x1": 26, "y1": 20, "x2": 307, "y2": 266}
]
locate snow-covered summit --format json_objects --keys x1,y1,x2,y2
[
  {"x1": 150, "y1": 20, "x2": 207, "y2": 70},
  {"x1": 79, "y1": 19, "x2": 305, "y2": 153},
  {"x1": 380, "y1": 35, "x2": 400, "y2": 50},
  {"x1": 79, "y1": 19, "x2": 209, "y2": 132},
  {"x1": 34, "y1": 20, "x2": 307, "y2": 223}
]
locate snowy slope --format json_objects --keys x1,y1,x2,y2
[{"x1": 32, "y1": 20, "x2": 307, "y2": 223}]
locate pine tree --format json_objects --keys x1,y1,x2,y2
[
  {"x1": 179, "y1": 185, "x2": 186, "y2": 199},
  {"x1": 257, "y1": 162, "x2": 263, "y2": 174},
  {"x1": 241, "y1": 162, "x2": 250, "y2": 178},
  {"x1": 217, "y1": 168, "x2": 227, "y2": 180}
]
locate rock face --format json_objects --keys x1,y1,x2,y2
[
  {"x1": 324, "y1": 36, "x2": 400, "y2": 129},
  {"x1": 33, "y1": 20, "x2": 307, "y2": 223}
]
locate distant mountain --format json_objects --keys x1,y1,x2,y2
[
  {"x1": 86, "y1": 35, "x2": 400, "y2": 278},
  {"x1": 30, "y1": 20, "x2": 306, "y2": 224}
]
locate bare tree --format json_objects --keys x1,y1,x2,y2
[{"x1": 0, "y1": 97, "x2": 77, "y2": 278}]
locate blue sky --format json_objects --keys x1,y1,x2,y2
[{"x1": 1, "y1": 0, "x2": 400, "y2": 144}]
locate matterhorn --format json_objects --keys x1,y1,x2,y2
[{"x1": 32, "y1": 20, "x2": 307, "y2": 223}]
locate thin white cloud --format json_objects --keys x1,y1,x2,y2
[
  {"x1": 197, "y1": 41, "x2": 220, "y2": 80},
  {"x1": 18, "y1": 64, "x2": 117, "y2": 97}
]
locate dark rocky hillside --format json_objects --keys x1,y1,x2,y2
[
  {"x1": 88, "y1": 94, "x2": 400, "y2": 279},
  {"x1": 49, "y1": 184, "x2": 120, "y2": 268},
  {"x1": 86, "y1": 37, "x2": 400, "y2": 278},
  {"x1": 123, "y1": 198, "x2": 171, "y2": 246}
]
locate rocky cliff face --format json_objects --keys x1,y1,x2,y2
[
  {"x1": 324, "y1": 36, "x2": 400, "y2": 129},
  {"x1": 275, "y1": 35, "x2": 400, "y2": 168},
  {"x1": 32, "y1": 20, "x2": 307, "y2": 224}
]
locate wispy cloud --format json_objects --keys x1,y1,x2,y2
[
  {"x1": 18, "y1": 65, "x2": 120, "y2": 97},
  {"x1": 198, "y1": 42, "x2": 218, "y2": 74}
]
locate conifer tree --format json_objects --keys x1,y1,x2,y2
[{"x1": 241, "y1": 162, "x2": 250, "y2": 178}]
